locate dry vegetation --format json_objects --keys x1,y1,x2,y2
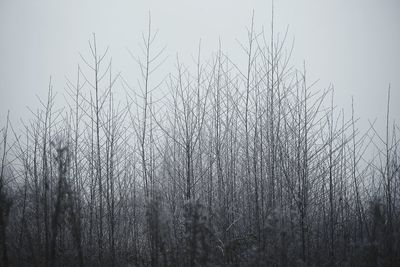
[{"x1": 0, "y1": 16, "x2": 399, "y2": 267}]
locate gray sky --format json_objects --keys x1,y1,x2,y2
[{"x1": 1, "y1": 0, "x2": 399, "y2": 135}]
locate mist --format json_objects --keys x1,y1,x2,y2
[{"x1": 0, "y1": 1, "x2": 399, "y2": 266}]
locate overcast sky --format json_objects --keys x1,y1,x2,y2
[{"x1": 0, "y1": 0, "x2": 399, "y2": 134}]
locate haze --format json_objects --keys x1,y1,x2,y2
[{"x1": 0, "y1": 0, "x2": 399, "y2": 131}]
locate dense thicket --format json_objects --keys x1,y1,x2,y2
[{"x1": 0, "y1": 18, "x2": 399, "y2": 267}]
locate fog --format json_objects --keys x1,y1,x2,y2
[
  {"x1": 1, "y1": 1, "x2": 400, "y2": 266},
  {"x1": 1, "y1": 0, "x2": 399, "y2": 130}
]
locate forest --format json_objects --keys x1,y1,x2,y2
[{"x1": 0, "y1": 16, "x2": 399, "y2": 267}]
